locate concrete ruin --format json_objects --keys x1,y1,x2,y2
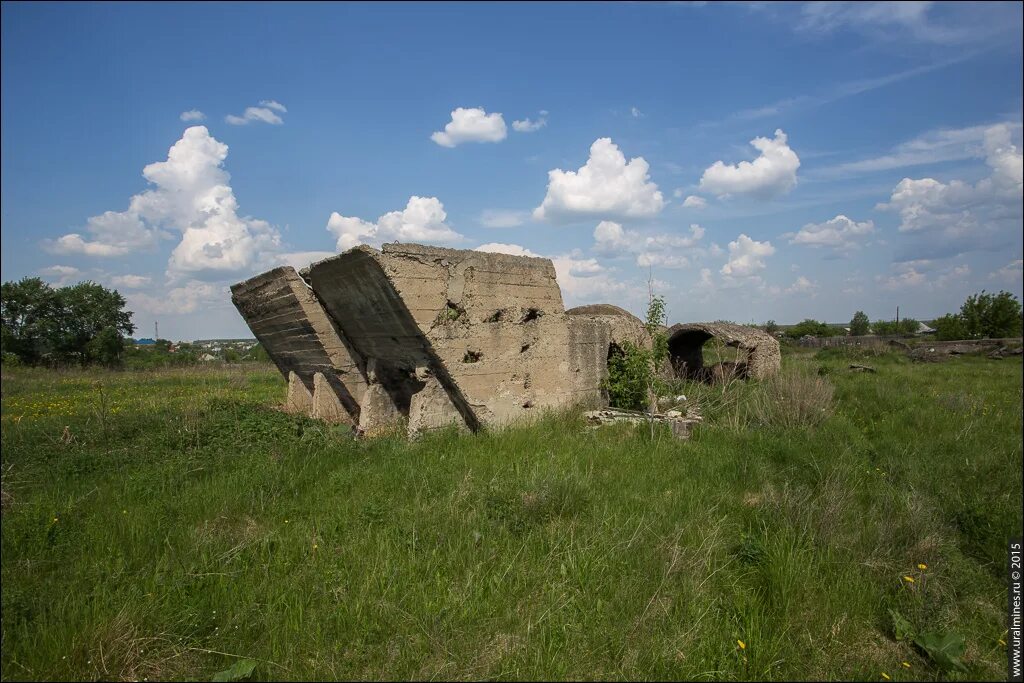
[
  {"x1": 231, "y1": 244, "x2": 781, "y2": 435},
  {"x1": 667, "y1": 322, "x2": 781, "y2": 383}
]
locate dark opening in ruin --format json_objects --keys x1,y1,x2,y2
[
  {"x1": 375, "y1": 364, "x2": 426, "y2": 417},
  {"x1": 668, "y1": 329, "x2": 750, "y2": 384},
  {"x1": 462, "y1": 350, "x2": 483, "y2": 363},
  {"x1": 486, "y1": 309, "x2": 505, "y2": 323},
  {"x1": 520, "y1": 343, "x2": 531, "y2": 353},
  {"x1": 521, "y1": 308, "x2": 543, "y2": 323}
]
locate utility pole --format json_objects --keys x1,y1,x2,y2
[
  {"x1": 896, "y1": 306, "x2": 899, "y2": 327},
  {"x1": 155, "y1": 321, "x2": 159, "y2": 340}
]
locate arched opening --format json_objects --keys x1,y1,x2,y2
[{"x1": 668, "y1": 328, "x2": 750, "y2": 384}]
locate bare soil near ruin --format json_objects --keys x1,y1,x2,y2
[{"x1": 1, "y1": 348, "x2": 1021, "y2": 681}]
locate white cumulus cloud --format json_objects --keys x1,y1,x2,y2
[
  {"x1": 990, "y1": 258, "x2": 1023, "y2": 283},
  {"x1": 225, "y1": 101, "x2": 287, "y2": 125},
  {"x1": 721, "y1": 234, "x2": 775, "y2": 278},
  {"x1": 877, "y1": 123, "x2": 1022, "y2": 258},
  {"x1": 786, "y1": 214, "x2": 875, "y2": 252},
  {"x1": 38, "y1": 265, "x2": 82, "y2": 286},
  {"x1": 327, "y1": 196, "x2": 464, "y2": 251},
  {"x1": 533, "y1": 138, "x2": 665, "y2": 221},
  {"x1": 110, "y1": 274, "x2": 152, "y2": 289},
  {"x1": 45, "y1": 126, "x2": 282, "y2": 279},
  {"x1": 179, "y1": 110, "x2": 206, "y2": 122},
  {"x1": 512, "y1": 110, "x2": 548, "y2": 133},
  {"x1": 699, "y1": 129, "x2": 800, "y2": 199},
  {"x1": 682, "y1": 195, "x2": 707, "y2": 209},
  {"x1": 431, "y1": 107, "x2": 507, "y2": 147}
]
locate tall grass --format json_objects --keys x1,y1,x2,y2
[{"x1": 1, "y1": 351, "x2": 1021, "y2": 681}]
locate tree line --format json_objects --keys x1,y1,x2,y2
[{"x1": 762, "y1": 290, "x2": 1022, "y2": 341}]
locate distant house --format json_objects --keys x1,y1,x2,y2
[
  {"x1": 916, "y1": 322, "x2": 936, "y2": 335},
  {"x1": 135, "y1": 338, "x2": 156, "y2": 346},
  {"x1": 199, "y1": 353, "x2": 217, "y2": 362}
]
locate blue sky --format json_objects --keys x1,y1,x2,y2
[{"x1": 2, "y1": 1, "x2": 1022, "y2": 341}]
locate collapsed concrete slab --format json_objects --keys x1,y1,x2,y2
[
  {"x1": 667, "y1": 322, "x2": 781, "y2": 381},
  {"x1": 232, "y1": 243, "x2": 780, "y2": 436},
  {"x1": 229, "y1": 266, "x2": 368, "y2": 425}
]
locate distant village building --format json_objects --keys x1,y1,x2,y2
[{"x1": 134, "y1": 338, "x2": 156, "y2": 347}]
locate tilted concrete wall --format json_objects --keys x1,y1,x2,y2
[
  {"x1": 231, "y1": 244, "x2": 694, "y2": 435},
  {"x1": 229, "y1": 266, "x2": 368, "y2": 425}
]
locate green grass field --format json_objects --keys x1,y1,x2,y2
[{"x1": 1, "y1": 348, "x2": 1021, "y2": 681}]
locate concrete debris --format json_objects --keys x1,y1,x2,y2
[
  {"x1": 232, "y1": 242, "x2": 780, "y2": 437},
  {"x1": 583, "y1": 408, "x2": 703, "y2": 440}
]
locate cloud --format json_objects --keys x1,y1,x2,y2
[
  {"x1": 699, "y1": 129, "x2": 800, "y2": 199},
  {"x1": 682, "y1": 194, "x2": 707, "y2": 209},
  {"x1": 721, "y1": 234, "x2": 775, "y2": 278},
  {"x1": 794, "y1": 1, "x2": 1003, "y2": 45},
  {"x1": 631, "y1": 106, "x2": 643, "y2": 118},
  {"x1": 533, "y1": 138, "x2": 665, "y2": 221},
  {"x1": 431, "y1": 107, "x2": 507, "y2": 147},
  {"x1": 877, "y1": 262, "x2": 928, "y2": 290},
  {"x1": 877, "y1": 124, "x2": 1022, "y2": 258},
  {"x1": 824, "y1": 122, "x2": 1022, "y2": 177},
  {"x1": 110, "y1": 274, "x2": 152, "y2": 289},
  {"x1": 225, "y1": 101, "x2": 286, "y2": 125},
  {"x1": 38, "y1": 265, "x2": 82, "y2": 286},
  {"x1": 179, "y1": 110, "x2": 206, "y2": 122},
  {"x1": 327, "y1": 196, "x2": 464, "y2": 251},
  {"x1": 990, "y1": 259, "x2": 1023, "y2": 283},
  {"x1": 786, "y1": 214, "x2": 875, "y2": 252},
  {"x1": 512, "y1": 110, "x2": 548, "y2": 133},
  {"x1": 128, "y1": 281, "x2": 221, "y2": 315},
  {"x1": 474, "y1": 243, "x2": 541, "y2": 257},
  {"x1": 480, "y1": 209, "x2": 529, "y2": 228},
  {"x1": 786, "y1": 275, "x2": 818, "y2": 294},
  {"x1": 46, "y1": 126, "x2": 282, "y2": 279},
  {"x1": 593, "y1": 221, "x2": 706, "y2": 269}
]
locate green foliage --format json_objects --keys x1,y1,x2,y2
[
  {"x1": 959, "y1": 290, "x2": 1022, "y2": 339},
  {"x1": 914, "y1": 631, "x2": 968, "y2": 672},
  {"x1": 785, "y1": 319, "x2": 841, "y2": 339},
  {"x1": 888, "y1": 609, "x2": 914, "y2": 642},
  {"x1": 605, "y1": 341, "x2": 653, "y2": 410},
  {"x1": 871, "y1": 318, "x2": 919, "y2": 336},
  {"x1": 1, "y1": 277, "x2": 60, "y2": 364},
  {"x1": 245, "y1": 343, "x2": 270, "y2": 362},
  {"x1": 849, "y1": 311, "x2": 870, "y2": 336},
  {"x1": 764, "y1": 320, "x2": 778, "y2": 335},
  {"x1": 605, "y1": 293, "x2": 669, "y2": 410},
  {"x1": 1, "y1": 277, "x2": 134, "y2": 366}
]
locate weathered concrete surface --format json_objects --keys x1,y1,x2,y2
[
  {"x1": 237, "y1": 243, "x2": 792, "y2": 435},
  {"x1": 230, "y1": 266, "x2": 367, "y2": 423},
  {"x1": 565, "y1": 304, "x2": 655, "y2": 403},
  {"x1": 307, "y1": 243, "x2": 583, "y2": 432},
  {"x1": 667, "y1": 322, "x2": 781, "y2": 381}
]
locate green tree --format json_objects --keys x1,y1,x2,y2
[
  {"x1": 786, "y1": 319, "x2": 838, "y2": 339},
  {"x1": 960, "y1": 290, "x2": 1022, "y2": 339},
  {"x1": 872, "y1": 318, "x2": 919, "y2": 336},
  {"x1": 1, "y1": 277, "x2": 59, "y2": 364},
  {"x1": 51, "y1": 282, "x2": 135, "y2": 365},
  {"x1": 932, "y1": 313, "x2": 967, "y2": 341},
  {"x1": 764, "y1": 320, "x2": 778, "y2": 335},
  {"x1": 604, "y1": 291, "x2": 669, "y2": 411},
  {"x1": 849, "y1": 311, "x2": 870, "y2": 336},
  {"x1": 88, "y1": 327, "x2": 126, "y2": 367}
]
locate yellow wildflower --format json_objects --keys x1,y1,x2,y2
[
  {"x1": 881, "y1": 673, "x2": 891, "y2": 680},
  {"x1": 901, "y1": 661, "x2": 910, "y2": 668},
  {"x1": 737, "y1": 639, "x2": 746, "y2": 650},
  {"x1": 917, "y1": 563, "x2": 927, "y2": 570},
  {"x1": 903, "y1": 576, "x2": 915, "y2": 583}
]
